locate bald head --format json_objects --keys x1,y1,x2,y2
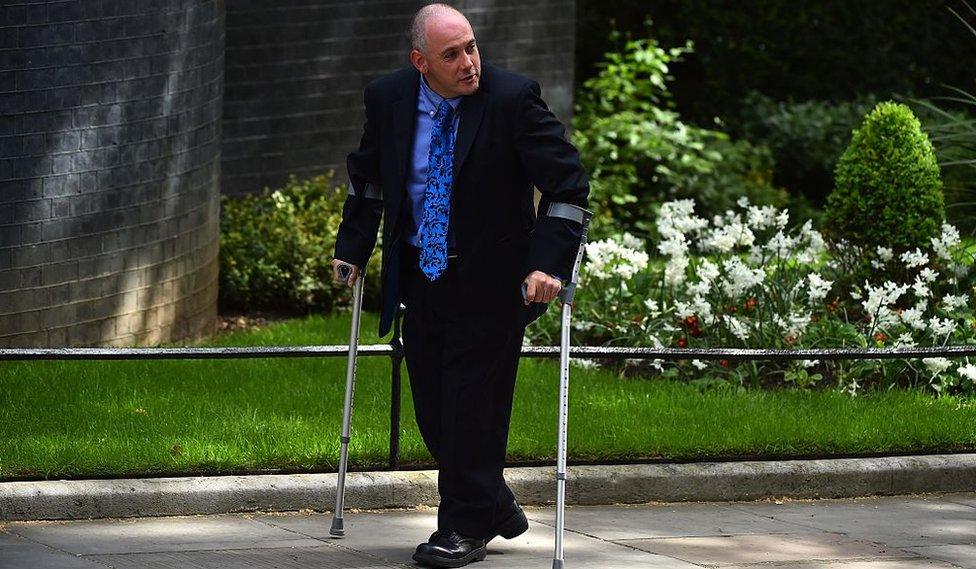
[
  {"x1": 411, "y1": 3, "x2": 468, "y2": 53},
  {"x1": 409, "y1": 3, "x2": 481, "y2": 98}
]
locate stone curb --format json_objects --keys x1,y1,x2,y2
[{"x1": 2, "y1": 454, "x2": 974, "y2": 521}]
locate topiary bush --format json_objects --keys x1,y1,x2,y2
[
  {"x1": 824, "y1": 101, "x2": 945, "y2": 254},
  {"x1": 219, "y1": 172, "x2": 382, "y2": 314}
]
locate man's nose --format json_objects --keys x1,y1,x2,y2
[{"x1": 460, "y1": 51, "x2": 473, "y2": 70}]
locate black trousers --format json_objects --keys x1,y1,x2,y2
[{"x1": 399, "y1": 242, "x2": 526, "y2": 538}]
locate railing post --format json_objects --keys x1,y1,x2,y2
[{"x1": 388, "y1": 304, "x2": 405, "y2": 470}]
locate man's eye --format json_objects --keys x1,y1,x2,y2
[
  {"x1": 445, "y1": 52, "x2": 455, "y2": 60},
  {"x1": 466, "y1": 45, "x2": 476, "y2": 54}
]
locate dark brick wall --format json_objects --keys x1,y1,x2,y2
[
  {"x1": 0, "y1": 0, "x2": 224, "y2": 347},
  {"x1": 222, "y1": 0, "x2": 576, "y2": 196}
]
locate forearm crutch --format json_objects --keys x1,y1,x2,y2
[
  {"x1": 330, "y1": 263, "x2": 363, "y2": 537},
  {"x1": 521, "y1": 203, "x2": 593, "y2": 568},
  {"x1": 547, "y1": 203, "x2": 592, "y2": 569}
]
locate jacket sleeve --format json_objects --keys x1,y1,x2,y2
[
  {"x1": 513, "y1": 80, "x2": 590, "y2": 280},
  {"x1": 334, "y1": 84, "x2": 384, "y2": 268}
]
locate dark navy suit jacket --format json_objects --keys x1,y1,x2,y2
[{"x1": 334, "y1": 62, "x2": 590, "y2": 337}]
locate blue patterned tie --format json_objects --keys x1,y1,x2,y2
[{"x1": 419, "y1": 100, "x2": 456, "y2": 281}]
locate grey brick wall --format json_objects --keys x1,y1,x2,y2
[
  {"x1": 221, "y1": 0, "x2": 576, "y2": 196},
  {"x1": 0, "y1": 0, "x2": 224, "y2": 347}
]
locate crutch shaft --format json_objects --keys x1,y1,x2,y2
[{"x1": 331, "y1": 273, "x2": 364, "y2": 537}]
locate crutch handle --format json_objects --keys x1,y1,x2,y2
[{"x1": 520, "y1": 281, "x2": 577, "y2": 304}]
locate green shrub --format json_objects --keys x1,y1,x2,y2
[
  {"x1": 824, "y1": 101, "x2": 945, "y2": 254},
  {"x1": 573, "y1": 29, "x2": 793, "y2": 238},
  {"x1": 219, "y1": 173, "x2": 382, "y2": 314}
]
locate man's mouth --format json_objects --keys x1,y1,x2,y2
[{"x1": 460, "y1": 73, "x2": 478, "y2": 83}]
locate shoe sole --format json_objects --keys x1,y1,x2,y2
[
  {"x1": 412, "y1": 545, "x2": 487, "y2": 568},
  {"x1": 487, "y1": 509, "x2": 529, "y2": 543}
]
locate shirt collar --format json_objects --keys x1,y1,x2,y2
[{"x1": 419, "y1": 75, "x2": 462, "y2": 113}]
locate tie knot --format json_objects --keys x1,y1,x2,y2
[{"x1": 435, "y1": 100, "x2": 454, "y2": 123}]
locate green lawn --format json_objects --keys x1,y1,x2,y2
[{"x1": 1, "y1": 312, "x2": 974, "y2": 481}]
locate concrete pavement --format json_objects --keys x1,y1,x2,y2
[{"x1": 1, "y1": 493, "x2": 974, "y2": 568}]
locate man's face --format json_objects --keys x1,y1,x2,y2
[{"x1": 411, "y1": 13, "x2": 481, "y2": 98}]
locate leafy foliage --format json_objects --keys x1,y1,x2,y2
[
  {"x1": 735, "y1": 92, "x2": 879, "y2": 205},
  {"x1": 573, "y1": 30, "x2": 792, "y2": 239},
  {"x1": 219, "y1": 173, "x2": 382, "y2": 313}
]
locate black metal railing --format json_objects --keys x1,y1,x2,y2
[{"x1": 4, "y1": 335, "x2": 976, "y2": 469}]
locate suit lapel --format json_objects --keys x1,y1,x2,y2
[
  {"x1": 392, "y1": 70, "x2": 420, "y2": 194},
  {"x1": 453, "y1": 88, "x2": 487, "y2": 177}
]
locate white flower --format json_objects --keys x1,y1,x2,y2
[
  {"x1": 657, "y1": 200, "x2": 709, "y2": 239},
  {"x1": 621, "y1": 232, "x2": 644, "y2": 250},
  {"x1": 691, "y1": 359, "x2": 707, "y2": 370},
  {"x1": 764, "y1": 231, "x2": 797, "y2": 257},
  {"x1": 893, "y1": 333, "x2": 916, "y2": 348},
  {"x1": 797, "y1": 221, "x2": 826, "y2": 264},
  {"x1": 942, "y1": 294, "x2": 969, "y2": 312},
  {"x1": 911, "y1": 276, "x2": 930, "y2": 299},
  {"x1": 773, "y1": 311, "x2": 809, "y2": 337},
  {"x1": 877, "y1": 246, "x2": 894, "y2": 261},
  {"x1": 862, "y1": 281, "x2": 909, "y2": 326},
  {"x1": 721, "y1": 257, "x2": 765, "y2": 297},
  {"x1": 807, "y1": 273, "x2": 833, "y2": 304},
  {"x1": 703, "y1": 222, "x2": 754, "y2": 252},
  {"x1": 643, "y1": 298, "x2": 661, "y2": 317},
  {"x1": 724, "y1": 315, "x2": 750, "y2": 341},
  {"x1": 923, "y1": 358, "x2": 952, "y2": 375},
  {"x1": 775, "y1": 209, "x2": 790, "y2": 229},
  {"x1": 697, "y1": 259, "x2": 720, "y2": 284},
  {"x1": 664, "y1": 255, "x2": 689, "y2": 286},
  {"x1": 919, "y1": 268, "x2": 938, "y2": 283},
  {"x1": 958, "y1": 363, "x2": 976, "y2": 381},
  {"x1": 928, "y1": 316, "x2": 956, "y2": 338},
  {"x1": 746, "y1": 205, "x2": 780, "y2": 230},
  {"x1": 571, "y1": 358, "x2": 599, "y2": 369},
  {"x1": 899, "y1": 307, "x2": 927, "y2": 331},
  {"x1": 675, "y1": 295, "x2": 714, "y2": 325},
  {"x1": 800, "y1": 359, "x2": 819, "y2": 368},
  {"x1": 658, "y1": 234, "x2": 689, "y2": 257},
  {"x1": 736, "y1": 196, "x2": 750, "y2": 208},
  {"x1": 585, "y1": 237, "x2": 649, "y2": 280},
  {"x1": 931, "y1": 223, "x2": 961, "y2": 261},
  {"x1": 900, "y1": 248, "x2": 929, "y2": 269}
]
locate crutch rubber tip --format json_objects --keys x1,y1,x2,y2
[
  {"x1": 329, "y1": 517, "x2": 345, "y2": 537},
  {"x1": 552, "y1": 559, "x2": 564, "y2": 569}
]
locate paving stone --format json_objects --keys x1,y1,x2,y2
[
  {"x1": 904, "y1": 544, "x2": 976, "y2": 569},
  {"x1": 943, "y1": 493, "x2": 976, "y2": 509},
  {"x1": 87, "y1": 545, "x2": 398, "y2": 569},
  {"x1": 728, "y1": 496, "x2": 976, "y2": 547},
  {"x1": 255, "y1": 509, "x2": 700, "y2": 568},
  {"x1": 4, "y1": 515, "x2": 321, "y2": 555},
  {"x1": 255, "y1": 508, "x2": 439, "y2": 564},
  {"x1": 0, "y1": 530, "x2": 104, "y2": 569},
  {"x1": 724, "y1": 562, "x2": 958, "y2": 569},
  {"x1": 617, "y1": 532, "x2": 915, "y2": 565},
  {"x1": 524, "y1": 503, "x2": 814, "y2": 541}
]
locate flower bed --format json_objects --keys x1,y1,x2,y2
[{"x1": 528, "y1": 198, "x2": 976, "y2": 395}]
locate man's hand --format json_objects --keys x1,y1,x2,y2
[
  {"x1": 331, "y1": 259, "x2": 361, "y2": 287},
  {"x1": 523, "y1": 270, "x2": 562, "y2": 305}
]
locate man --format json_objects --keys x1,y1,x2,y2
[{"x1": 331, "y1": 4, "x2": 589, "y2": 567}]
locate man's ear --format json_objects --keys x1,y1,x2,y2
[{"x1": 410, "y1": 49, "x2": 427, "y2": 74}]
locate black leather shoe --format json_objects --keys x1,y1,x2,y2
[
  {"x1": 413, "y1": 530, "x2": 486, "y2": 568},
  {"x1": 486, "y1": 501, "x2": 529, "y2": 543}
]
